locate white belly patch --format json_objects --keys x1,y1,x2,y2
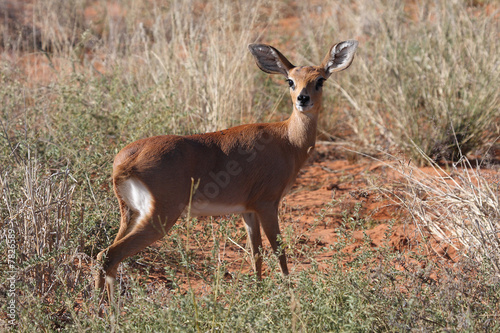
[{"x1": 186, "y1": 202, "x2": 246, "y2": 217}]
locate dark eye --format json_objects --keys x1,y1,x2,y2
[
  {"x1": 316, "y1": 78, "x2": 325, "y2": 90},
  {"x1": 286, "y1": 79, "x2": 295, "y2": 89}
]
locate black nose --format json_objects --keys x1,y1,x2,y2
[{"x1": 297, "y1": 95, "x2": 310, "y2": 103}]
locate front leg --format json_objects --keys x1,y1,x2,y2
[
  {"x1": 242, "y1": 212, "x2": 263, "y2": 279},
  {"x1": 255, "y1": 203, "x2": 289, "y2": 276}
]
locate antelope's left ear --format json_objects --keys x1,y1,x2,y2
[{"x1": 321, "y1": 40, "x2": 358, "y2": 78}]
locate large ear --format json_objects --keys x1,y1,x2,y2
[
  {"x1": 248, "y1": 44, "x2": 295, "y2": 77},
  {"x1": 321, "y1": 40, "x2": 358, "y2": 77}
]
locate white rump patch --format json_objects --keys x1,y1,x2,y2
[{"x1": 118, "y1": 178, "x2": 154, "y2": 223}]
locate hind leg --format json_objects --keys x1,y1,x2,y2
[
  {"x1": 96, "y1": 208, "x2": 181, "y2": 303},
  {"x1": 113, "y1": 198, "x2": 134, "y2": 242},
  {"x1": 95, "y1": 198, "x2": 138, "y2": 291},
  {"x1": 97, "y1": 220, "x2": 164, "y2": 302}
]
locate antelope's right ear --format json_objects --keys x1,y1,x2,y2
[{"x1": 248, "y1": 44, "x2": 295, "y2": 77}]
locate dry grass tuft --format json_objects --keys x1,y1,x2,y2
[
  {"x1": 394, "y1": 147, "x2": 500, "y2": 274},
  {"x1": 336, "y1": 0, "x2": 500, "y2": 163},
  {"x1": 1, "y1": 152, "x2": 82, "y2": 297}
]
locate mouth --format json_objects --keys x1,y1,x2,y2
[{"x1": 296, "y1": 103, "x2": 314, "y2": 112}]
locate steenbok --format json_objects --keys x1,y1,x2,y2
[{"x1": 96, "y1": 40, "x2": 358, "y2": 301}]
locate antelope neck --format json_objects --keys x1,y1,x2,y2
[{"x1": 286, "y1": 105, "x2": 319, "y2": 150}]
